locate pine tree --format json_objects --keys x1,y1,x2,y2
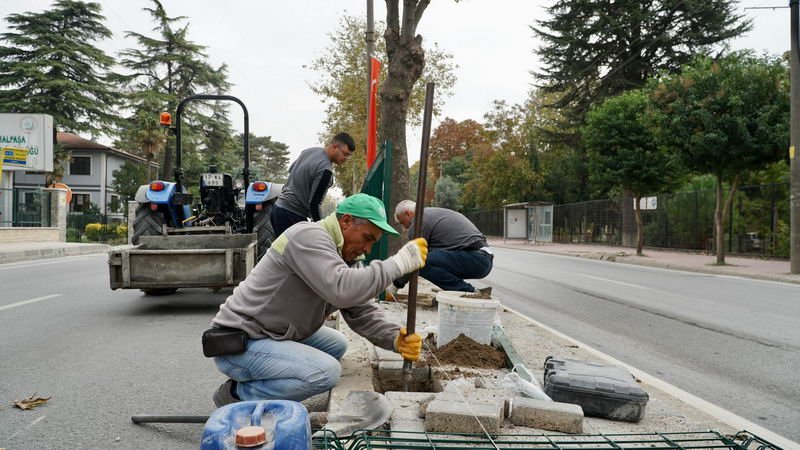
[
  {"x1": 0, "y1": 0, "x2": 118, "y2": 135},
  {"x1": 533, "y1": 0, "x2": 751, "y2": 200},
  {"x1": 245, "y1": 133, "x2": 291, "y2": 183},
  {"x1": 117, "y1": 0, "x2": 230, "y2": 181}
]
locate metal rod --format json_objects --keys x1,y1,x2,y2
[{"x1": 402, "y1": 82, "x2": 435, "y2": 392}]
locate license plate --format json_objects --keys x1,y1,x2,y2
[{"x1": 203, "y1": 173, "x2": 224, "y2": 187}]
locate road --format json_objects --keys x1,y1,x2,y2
[
  {"x1": 485, "y1": 247, "x2": 800, "y2": 442},
  {"x1": 0, "y1": 254, "x2": 225, "y2": 449},
  {"x1": 1, "y1": 250, "x2": 798, "y2": 448}
]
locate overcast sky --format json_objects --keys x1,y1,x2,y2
[{"x1": 0, "y1": 0, "x2": 789, "y2": 166}]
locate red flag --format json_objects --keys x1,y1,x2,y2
[{"x1": 367, "y1": 57, "x2": 381, "y2": 169}]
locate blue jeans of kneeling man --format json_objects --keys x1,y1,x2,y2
[
  {"x1": 421, "y1": 249, "x2": 493, "y2": 292},
  {"x1": 214, "y1": 326, "x2": 348, "y2": 402}
]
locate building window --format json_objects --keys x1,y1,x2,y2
[
  {"x1": 70, "y1": 156, "x2": 91, "y2": 176},
  {"x1": 71, "y1": 193, "x2": 92, "y2": 212}
]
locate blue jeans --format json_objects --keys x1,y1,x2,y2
[
  {"x1": 214, "y1": 326, "x2": 348, "y2": 402},
  {"x1": 420, "y1": 249, "x2": 493, "y2": 292}
]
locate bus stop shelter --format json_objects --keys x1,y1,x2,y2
[{"x1": 503, "y1": 201, "x2": 554, "y2": 243}]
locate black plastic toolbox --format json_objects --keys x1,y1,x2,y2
[{"x1": 543, "y1": 356, "x2": 649, "y2": 422}]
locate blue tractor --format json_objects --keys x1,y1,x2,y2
[{"x1": 112, "y1": 95, "x2": 282, "y2": 294}]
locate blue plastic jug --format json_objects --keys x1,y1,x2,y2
[{"x1": 200, "y1": 400, "x2": 311, "y2": 450}]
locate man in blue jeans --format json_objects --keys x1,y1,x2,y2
[
  {"x1": 390, "y1": 200, "x2": 493, "y2": 295},
  {"x1": 210, "y1": 194, "x2": 427, "y2": 406}
]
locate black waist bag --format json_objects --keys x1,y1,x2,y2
[{"x1": 202, "y1": 326, "x2": 249, "y2": 357}]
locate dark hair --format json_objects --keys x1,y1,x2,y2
[{"x1": 332, "y1": 132, "x2": 356, "y2": 152}]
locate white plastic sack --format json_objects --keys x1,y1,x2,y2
[{"x1": 502, "y1": 364, "x2": 552, "y2": 401}]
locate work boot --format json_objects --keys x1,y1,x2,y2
[{"x1": 213, "y1": 379, "x2": 240, "y2": 408}]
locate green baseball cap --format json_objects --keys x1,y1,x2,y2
[{"x1": 336, "y1": 193, "x2": 399, "y2": 236}]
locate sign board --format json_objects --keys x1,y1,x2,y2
[
  {"x1": 633, "y1": 196, "x2": 658, "y2": 210},
  {"x1": 0, "y1": 113, "x2": 54, "y2": 172}
]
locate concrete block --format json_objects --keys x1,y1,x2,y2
[
  {"x1": 424, "y1": 398, "x2": 503, "y2": 434},
  {"x1": 509, "y1": 397, "x2": 584, "y2": 434},
  {"x1": 386, "y1": 391, "x2": 435, "y2": 434}
]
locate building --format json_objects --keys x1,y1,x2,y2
[{"x1": 13, "y1": 132, "x2": 159, "y2": 221}]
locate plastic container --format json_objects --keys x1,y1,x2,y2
[
  {"x1": 543, "y1": 357, "x2": 649, "y2": 422},
  {"x1": 436, "y1": 290, "x2": 499, "y2": 347},
  {"x1": 200, "y1": 400, "x2": 311, "y2": 450}
]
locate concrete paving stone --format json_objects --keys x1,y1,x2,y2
[
  {"x1": 509, "y1": 396, "x2": 584, "y2": 434},
  {"x1": 386, "y1": 391, "x2": 436, "y2": 434},
  {"x1": 424, "y1": 398, "x2": 503, "y2": 434}
]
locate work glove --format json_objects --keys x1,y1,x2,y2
[
  {"x1": 394, "y1": 327, "x2": 423, "y2": 361},
  {"x1": 388, "y1": 238, "x2": 428, "y2": 275}
]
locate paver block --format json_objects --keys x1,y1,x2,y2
[
  {"x1": 424, "y1": 398, "x2": 503, "y2": 434},
  {"x1": 509, "y1": 397, "x2": 584, "y2": 434}
]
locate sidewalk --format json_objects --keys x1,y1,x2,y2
[
  {"x1": 0, "y1": 241, "x2": 110, "y2": 265},
  {"x1": 488, "y1": 238, "x2": 800, "y2": 285}
]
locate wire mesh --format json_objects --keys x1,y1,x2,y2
[
  {"x1": 465, "y1": 183, "x2": 790, "y2": 258},
  {"x1": 312, "y1": 430, "x2": 782, "y2": 450}
]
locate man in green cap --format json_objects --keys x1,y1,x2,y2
[{"x1": 209, "y1": 193, "x2": 428, "y2": 406}]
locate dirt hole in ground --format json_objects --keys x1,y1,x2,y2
[{"x1": 426, "y1": 333, "x2": 506, "y2": 369}]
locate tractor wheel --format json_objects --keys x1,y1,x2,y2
[
  {"x1": 131, "y1": 204, "x2": 165, "y2": 245},
  {"x1": 253, "y1": 202, "x2": 276, "y2": 260},
  {"x1": 141, "y1": 288, "x2": 178, "y2": 296}
]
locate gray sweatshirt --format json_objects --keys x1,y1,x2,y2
[
  {"x1": 212, "y1": 213, "x2": 404, "y2": 350},
  {"x1": 276, "y1": 147, "x2": 333, "y2": 220}
]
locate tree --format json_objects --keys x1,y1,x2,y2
[
  {"x1": 433, "y1": 175, "x2": 461, "y2": 210},
  {"x1": 462, "y1": 100, "x2": 541, "y2": 210},
  {"x1": 117, "y1": 0, "x2": 230, "y2": 180},
  {"x1": 427, "y1": 118, "x2": 487, "y2": 203},
  {"x1": 309, "y1": 13, "x2": 455, "y2": 196},
  {"x1": 245, "y1": 133, "x2": 291, "y2": 183},
  {"x1": 583, "y1": 90, "x2": 681, "y2": 255},
  {"x1": 533, "y1": 0, "x2": 751, "y2": 200},
  {"x1": 379, "y1": 1, "x2": 459, "y2": 246},
  {"x1": 112, "y1": 160, "x2": 150, "y2": 206},
  {"x1": 650, "y1": 52, "x2": 789, "y2": 264},
  {"x1": 0, "y1": 0, "x2": 118, "y2": 184}
]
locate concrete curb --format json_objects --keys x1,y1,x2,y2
[{"x1": 0, "y1": 244, "x2": 110, "y2": 265}]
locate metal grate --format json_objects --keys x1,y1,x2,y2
[{"x1": 312, "y1": 430, "x2": 782, "y2": 450}]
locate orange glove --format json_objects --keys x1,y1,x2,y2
[{"x1": 395, "y1": 327, "x2": 422, "y2": 361}]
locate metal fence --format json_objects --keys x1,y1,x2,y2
[
  {"x1": 466, "y1": 183, "x2": 790, "y2": 258},
  {"x1": 67, "y1": 212, "x2": 128, "y2": 244},
  {"x1": 0, "y1": 188, "x2": 52, "y2": 227}
]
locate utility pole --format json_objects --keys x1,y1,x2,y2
[{"x1": 791, "y1": 0, "x2": 800, "y2": 273}]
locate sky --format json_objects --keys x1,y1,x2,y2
[{"x1": 0, "y1": 0, "x2": 790, "y2": 167}]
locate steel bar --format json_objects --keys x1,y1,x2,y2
[{"x1": 402, "y1": 82, "x2": 435, "y2": 392}]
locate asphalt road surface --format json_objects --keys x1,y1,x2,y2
[
  {"x1": 485, "y1": 247, "x2": 800, "y2": 442},
  {"x1": 1, "y1": 250, "x2": 798, "y2": 448},
  {"x1": 0, "y1": 254, "x2": 227, "y2": 449}
]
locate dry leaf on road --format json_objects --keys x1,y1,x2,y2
[{"x1": 13, "y1": 394, "x2": 51, "y2": 410}]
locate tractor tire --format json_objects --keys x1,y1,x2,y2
[
  {"x1": 253, "y1": 202, "x2": 277, "y2": 261},
  {"x1": 141, "y1": 288, "x2": 179, "y2": 296},
  {"x1": 131, "y1": 204, "x2": 165, "y2": 245}
]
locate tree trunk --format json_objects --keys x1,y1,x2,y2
[
  {"x1": 634, "y1": 196, "x2": 643, "y2": 256},
  {"x1": 713, "y1": 174, "x2": 740, "y2": 265},
  {"x1": 379, "y1": 0, "x2": 429, "y2": 252}
]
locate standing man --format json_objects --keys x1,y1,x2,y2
[
  {"x1": 271, "y1": 132, "x2": 356, "y2": 237},
  {"x1": 392, "y1": 200, "x2": 493, "y2": 294},
  {"x1": 210, "y1": 193, "x2": 427, "y2": 406}
]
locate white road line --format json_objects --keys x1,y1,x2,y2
[
  {"x1": 0, "y1": 294, "x2": 62, "y2": 312},
  {"x1": 0, "y1": 254, "x2": 102, "y2": 272},
  {"x1": 573, "y1": 273, "x2": 658, "y2": 291},
  {"x1": 502, "y1": 304, "x2": 799, "y2": 449}
]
